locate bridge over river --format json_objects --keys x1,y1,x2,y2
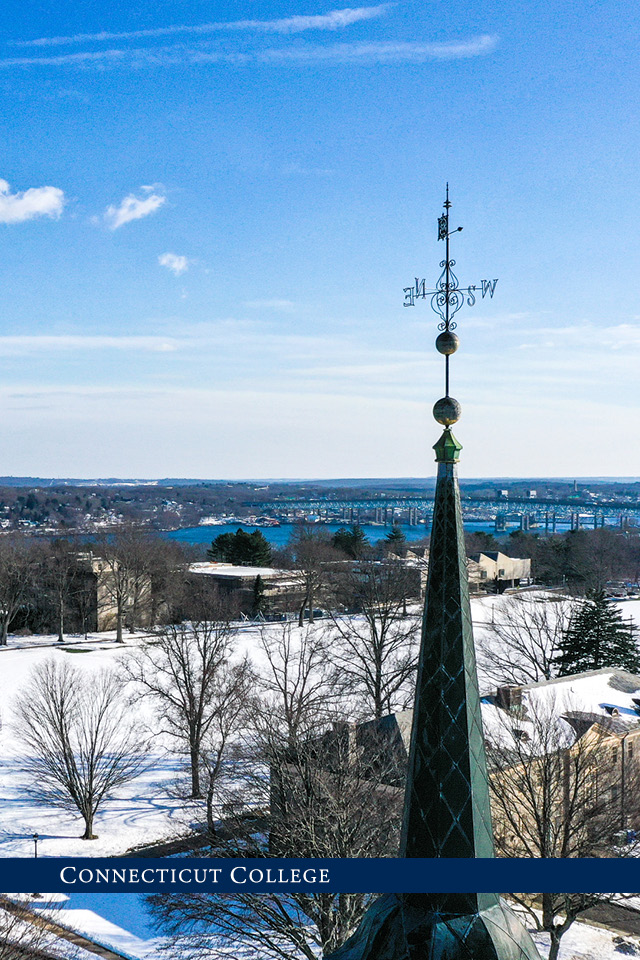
[{"x1": 244, "y1": 494, "x2": 640, "y2": 534}]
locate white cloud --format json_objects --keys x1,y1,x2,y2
[
  {"x1": 158, "y1": 252, "x2": 189, "y2": 276},
  {"x1": 259, "y1": 35, "x2": 499, "y2": 63},
  {"x1": 14, "y1": 6, "x2": 390, "y2": 47},
  {"x1": 0, "y1": 336, "x2": 179, "y2": 355},
  {"x1": 0, "y1": 178, "x2": 65, "y2": 224},
  {"x1": 0, "y1": 35, "x2": 498, "y2": 70},
  {"x1": 0, "y1": 49, "x2": 128, "y2": 68},
  {"x1": 247, "y1": 6, "x2": 391, "y2": 34},
  {"x1": 104, "y1": 190, "x2": 165, "y2": 230}
]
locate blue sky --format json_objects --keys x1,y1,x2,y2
[{"x1": 0, "y1": 0, "x2": 638, "y2": 479}]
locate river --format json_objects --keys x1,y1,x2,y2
[{"x1": 164, "y1": 519, "x2": 507, "y2": 552}]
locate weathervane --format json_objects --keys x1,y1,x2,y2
[
  {"x1": 326, "y1": 190, "x2": 541, "y2": 960},
  {"x1": 403, "y1": 185, "x2": 498, "y2": 411}
]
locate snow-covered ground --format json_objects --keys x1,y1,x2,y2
[
  {"x1": 0, "y1": 633, "x2": 202, "y2": 857},
  {"x1": 531, "y1": 918, "x2": 640, "y2": 960},
  {"x1": 49, "y1": 906, "x2": 162, "y2": 959},
  {"x1": 472, "y1": 592, "x2": 640, "y2": 749},
  {"x1": 471, "y1": 590, "x2": 640, "y2": 693},
  {"x1": 0, "y1": 627, "x2": 154, "y2": 652},
  {"x1": 21, "y1": 894, "x2": 640, "y2": 960},
  {"x1": 472, "y1": 593, "x2": 640, "y2": 643},
  {"x1": 0, "y1": 617, "x2": 349, "y2": 857},
  {"x1": 2, "y1": 893, "x2": 166, "y2": 959},
  {"x1": 2, "y1": 593, "x2": 640, "y2": 858}
]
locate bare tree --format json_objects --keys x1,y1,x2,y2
[
  {"x1": 477, "y1": 593, "x2": 574, "y2": 686},
  {"x1": 40, "y1": 539, "x2": 84, "y2": 643},
  {"x1": 565, "y1": 528, "x2": 632, "y2": 593},
  {"x1": 15, "y1": 658, "x2": 148, "y2": 839},
  {"x1": 197, "y1": 660, "x2": 253, "y2": 834},
  {"x1": 148, "y1": 888, "x2": 379, "y2": 960},
  {"x1": 148, "y1": 633, "x2": 401, "y2": 960},
  {"x1": 145, "y1": 537, "x2": 190, "y2": 627},
  {"x1": 513, "y1": 527, "x2": 636, "y2": 594},
  {"x1": 74, "y1": 561, "x2": 98, "y2": 639},
  {"x1": 256, "y1": 623, "x2": 340, "y2": 746},
  {"x1": 93, "y1": 535, "x2": 134, "y2": 643},
  {"x1": 0, "y1": 537, "x2": 36, "y2": 646},
  {"x1": 94, "y1": 525, "x2": 166, "y2": 641},
  {"x1": 486, "y1": 694, "x2": 640, "y2": 960},
  {"x1": 0, "y1": 896, "x2": 81, "y2": 959},
  {"x1": 286, "y1": 526, "x2": 339, "y2": 626},
  {"x1": 329, "y1": 560, "x2": 420, "y2": 719},
  {"x1": 121, "y1": 591, "x2": 242, "y2": 799}
]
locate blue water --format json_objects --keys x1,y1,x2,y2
[{"x1": 165, "y1": 520, "x2": 500, "y2": 551}]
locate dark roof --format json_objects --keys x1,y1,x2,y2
[{"x1": 562, "y1": 710, "x2": 633, "y2": 739}]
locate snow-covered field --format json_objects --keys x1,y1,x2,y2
[
  {"x1": 531, "y1": 918, "x2": 640, "y2": 960},
  {"x1": 0, "y1": 631, "x2": 202, "y2": 857},
  {"x1": 472, "y1": 593, "x2": 640, "y2": 689},
  {"x1": 2, "y1": 593, "x2": 640, "y2": 860},
  {"x1": 0, "y1": 618, "x2": 346, "y2": 857}
]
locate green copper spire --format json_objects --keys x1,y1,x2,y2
[
  {"x1": 326, "y1": 189, "x2": 541, "y2": 960},
  {"x1": 400, "y1": 447, "x2": 494, "y2": 868},
  {"x1": 433, "y1": 427, "x2": 462, "y2": 464}
]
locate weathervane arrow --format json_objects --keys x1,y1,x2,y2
[
  {"x1": 403, "y1": 185, "x2": 498, "y2": 402},
  {"x1": 403, "y1": 184, "x2": 498, "y2": 327}
]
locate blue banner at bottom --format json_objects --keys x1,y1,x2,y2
[{"x1": 0, "y1": 858, "x2": 638, "y2": 894}]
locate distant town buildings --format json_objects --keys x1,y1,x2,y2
[
  {"x1": 467, "y1": 551, "x2": 531, "y2": 593},
  {"x1": 189, "y1": 561, "x2": 303, "y2": 616}
]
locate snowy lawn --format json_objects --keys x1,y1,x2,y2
[
  {"x1": 0, "y1": 636, "x2": 202, "y2": 857},
  {"x1": 2, "y1": 594, "x2": 640, "y2": 859},
  {"x1": 530, "y1": 918, "x2": 640, "y2": 960},
  {"x1": 0, "y1": 618, "x2": 336, "y2": 857}
]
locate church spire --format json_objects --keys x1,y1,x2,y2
[
  {"x1": 399, "y1": 192, "x2": 494, "y2": 875},
  {"x1": 326, "y1": 189, "x2": 541, "y2": 960}
]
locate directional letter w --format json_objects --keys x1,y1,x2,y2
[{"x1": 481, "y1": 279, "x2": 498, "y2": 298}]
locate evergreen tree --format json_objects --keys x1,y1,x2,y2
[
  {"x1": 207, "y1": 528, "x2": 272, "y2": 567},
  {"x1": 384, "y1": 524, "x2": 407, "y2": 555},
  {"x1": 331, "y1": 524, "x2": 369, "y2": 559},
  {"x1": 466, "y1": 530, "x2": 501, "y2": 554},
  {"x1": 555, "y1": 589, "x2": 640, "y2": 675}
]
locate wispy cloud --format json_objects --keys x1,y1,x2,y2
[
  {"x1": 0, "y1": 35, "x2": 499, "y2": 70},
  {"x1": 0, "y1": 336, "x2": 179, "y2": 355},
  {"x1": 0, "y1": 49, "x2": 129, "y2": 68},
  {"x1": 0, "y1": 178, "x2": 65, "y2": 224},
  {"x1": 104, "y1": 188, "x2": 165, "y2": 229},
  {"x1": 159, "y1": 252, "x2": 189, "y2": 276},
  {"x1": 259, "y1": 35, "x2": 499, "y2": 63},
  {"x1": 14, "y1": 6, "x2": 390, "y2": 47}
]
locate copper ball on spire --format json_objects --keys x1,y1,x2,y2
[
  {"x1": 433, "y1": 396, "x2": 461, "y2": 426},
  {"x1": 435, "y1": 331, "x2": 459, "y2": 355}
]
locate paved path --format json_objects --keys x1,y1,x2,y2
[{"x1": 583, "y1": 900, "x2": 640, "y2": 938}]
